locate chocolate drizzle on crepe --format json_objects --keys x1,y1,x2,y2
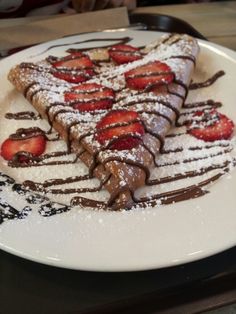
[
  {"x1": 5, "y1": 72, "x2": 234, "y2": 214},
  {"x1": 3, "y1": 34, "x2": 235, "y2": 222}
]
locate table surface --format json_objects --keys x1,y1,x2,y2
[
  {"x1": 135, "y1": 1, "x2": 236, "y2": 51},
  {"x1": 0, "y1": 2, "x2": 236, "y2": 314}
]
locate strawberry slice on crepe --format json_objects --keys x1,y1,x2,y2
[
  {"x1": 124, "y1": 60, "x2": 174, "y2": 91},
  {"x1": 188, "y1": 109, "x2": 234, "y2": 141},
  {"x1": 96, "y1": 110, "x2": 145, "y2": 150},
  {"x1": 108, "y1": 44, "x2": 142, "y2": 65},
  {"x1": 1, "y1": 128, "x2": 46, "y2": 162},
  {"x1": 64, "y1": 83, "x2": 115, "y2": 112},
  {"x1": 48, "y1": 52, "x2": 95, "y2": 83}
]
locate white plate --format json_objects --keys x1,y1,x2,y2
[{"x1": 0, "y1": 30, "x2": 236, "y2": 272}]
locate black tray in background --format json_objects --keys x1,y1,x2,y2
[
  {"x1": 1, "y1": 246, "x2": 236, "y2": 314},
  {"x1": 129, "y1": 13, "x2": 208, "y2": 40}
]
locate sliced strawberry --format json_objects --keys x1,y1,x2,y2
[
  {"x1": 64, "y1": 83, "x2": 115, "y2": 112},
  {"x1": 96, "y1": 110, "x2": 145, "y2": 150},
  {"x1": 187, "y1": 109, "x2": 234, "y2": 142},
  {"x1": 1, "y1": 134, "x2": 46, "y2": 161},
  {"x1": 124, "y1": 61, "x2": 174, "y2": 91},
  {"x1": 49, "y1": 53, "x2": 95, "y2": 83},
  {"x1": 108, "y1": 44, "x2": 142, "y2": 65},
  {"x1": 52, "y1": 69, "x2": 94, "y2": 84},
  {"x1": 49, "y1": 52, "x2": 93, "y2": 69}
]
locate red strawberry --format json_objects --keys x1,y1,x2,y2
[
  {"x1": 124, "y1": 61, "x2": 174, "y2": 91},
  {"x1": 64, "y1": 83, "x2": 115, "y2": 112},
  {"x1": 52, "y1": 69, "x2": 94, "y2": 84},
  {"x1": 1, "y1": 135, "x2": 46, "y2": 161},
  {"x1": 108, "y1": 44, "x2": 142, "y2": 65},
  {"x1": 50, "y1": 52, "x2": 93, "y2": 69},
  {"x1": 187, "y1": 109, "x2": 234, "y2": 142},
  {"x1": 49, "y1": 53, "x2": 95, "y2": 83},
  {"x1": 96, "y1": 110, "x2": 145, "y2": 150}
]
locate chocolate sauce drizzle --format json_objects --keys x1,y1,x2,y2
[
  {"x1": 189, "y1": 71, "x2": 225, "y2": 90},
  {"x1": 1, "y1": 35, "x2": 235, "y2": 222},
  {"x1": 132, "y1": 173, "x2": 220, "y2": 207},
  {"x1": 35, "y1": 36, "x2": 132, "y2": 56},
  {"x1": 5, "y1": 111, "x2": 41, "y2": 120},
  {"x1": 9, "y1": 150, "x2": 79, "y2": 168},
  {"x1": 183, "y1": 99, "x2": 222, "y2": 110},
  {"x1": 4, "y1": 92, "x2": 234, "y2": 215},
  {"x1": 9, "y1": 127, "x2": 45, "y2": 140}
]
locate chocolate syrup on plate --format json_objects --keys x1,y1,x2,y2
[
  {"x1": 36, "y1": 37, "x2": 132, "y2": 56},
  {"x1": 1, "y1": 36, "x2": 235, "y2": 222},
  {"x1": 189, "y1": 71, "x2": 225, "y2": 90}
]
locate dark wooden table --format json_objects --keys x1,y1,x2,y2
[
  {"x1": 1, "y1": 246, "x2": 236, "y2": 314},
  {"x1": 134, "y1": 1, "x2": 236, "y2": 51}
]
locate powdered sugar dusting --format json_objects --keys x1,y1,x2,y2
[{"x1": 2, "y1": 32, "x2": 235, "y2": 217}]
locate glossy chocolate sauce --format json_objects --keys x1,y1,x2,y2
[
  {"x1": 9, "y1": 127, "x2": 45, "y2": 140},
  {"x1": 5, "y1": 111, "x2": 41, "y2": 120},
  {"x1": 133, "y1": 171, "x2": 226, "y2": 207},
  {"x1": 9, "y1": 150, "x2": 79, "y2": 168},
  {"x1": 41, "y1": 93, "x2": 234, "y2": 211},
  {"x1": 183, "y1": 99, "x2": 222, "y2": 110},
  {"x1": 37, "y1": 37, "x2": 132, "y2": 56},
  {"x1": 177, "y1": 100, "x2": 223, "y2": 126},
  {"x1": 147, "y1": 161, "x2": 230, "y2": 186},
  {"x1": 189, "y1": 71, "x2": 225, "y2": 90},
  {"x1": 7, "y1": 92, "x2": 233, "y2": 213},
  {"x1": 2, "y1": 36, "x2": 235, "y2": 222}
]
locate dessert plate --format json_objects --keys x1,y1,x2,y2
[{"x1": 0, "y1": 30, "x2": 236, "y2": 272}]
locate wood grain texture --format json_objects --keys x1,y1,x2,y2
[
  {"x1": 0, "y1": 7, "x2": 129, "y2": 50},
  {"x1": 134, "y1": 1, "x2": 236, "y2": 50}
]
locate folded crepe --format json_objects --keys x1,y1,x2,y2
[{"x1": 8, "y1": 33, "x2": 199, "y2": 210}]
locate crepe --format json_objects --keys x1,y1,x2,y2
[{"x1": 8, "y1": 33, "x2": 199, "y2": 210}]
